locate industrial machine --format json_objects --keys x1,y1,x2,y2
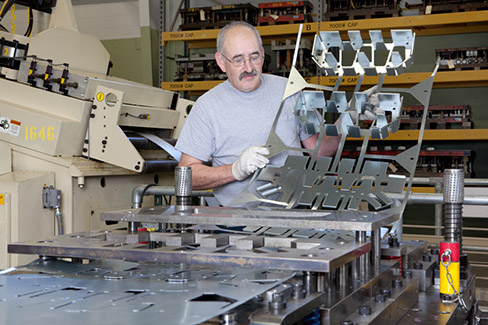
[
  {"x1": 0, "y1": 2, "x2": 482, "y2": 324},
  {"x1": 436, "y1": 47, "x2": 488, "y2": 71},
  {"x1": 174, "y1": 52, "x2": 270, "y2": 82},
  {"x1": 0, "y1": 0, "x2": 192, "y2": 268},
  {"x1": 179, "y1": 3, "x2": 259, "y2": 31},
  {"x1": 0, "y1": 168, "x2": 479, "y2": 324},
  {"x1": 257, "y1": 1, "x2": 314, "y2": 26}
]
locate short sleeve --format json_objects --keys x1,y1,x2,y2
[{"x1": 175, "y1": 101, "x2": 215, "y2": 162}]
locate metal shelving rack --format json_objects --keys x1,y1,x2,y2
[{"x1": 161, "y1": 10, "x2": 488, "y2": 141}]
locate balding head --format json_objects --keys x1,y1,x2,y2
[
  {"x1": 216, "y1": 21, "x2": 262, "y2": 56},
  {"x1": 214, "y1": 21, "x2": 265, "y2": 93}
]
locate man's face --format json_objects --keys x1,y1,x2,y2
[{"x1": 215, "y1": 26, "x2": 264, "y2": 93}]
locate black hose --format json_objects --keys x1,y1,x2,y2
[
  {"x1": 24, "y1": 6, "x2": 33, "y2": 36},
  {"x1": 0, "y1": 0, "x2": 15, "y2": 21},
  {"x1": 141, "y1": 183, "x2": 157, "y2": 197}
]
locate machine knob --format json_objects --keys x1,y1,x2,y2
[
  {"x1": 423, "y1": 255, "x2": 432, "y2": 262},
  {"x1": 403, "y1": 270, "x2": 413, "y2": 279}
]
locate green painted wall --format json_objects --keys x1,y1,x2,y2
[
  {"x1": 101, "y1": 26, "x2": 161, "y2": 87},
  {"x1": 102, "y1": 37, "x2": 144, "y2": 83}
]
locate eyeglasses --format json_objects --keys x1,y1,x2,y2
[{"x1": 220, "y1": 53, "x2": 263, "y2": 67}]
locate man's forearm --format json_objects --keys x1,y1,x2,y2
[
  {"x1": 180, "y1": 163, "x2": 236, "y2": 190},
  {"x1": 318, "y1": 134, "x2": 341, "y2": 157},
  {"x1": 302, "y1": 133, "x2": 341, "y2": 157}
]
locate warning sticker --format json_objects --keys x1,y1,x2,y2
[
  {"x1": 96, "y1": 92, "x2": 104, "y2": 102},
  {"x1": 0, "y1": 116, "x2": 21, "y2": 137},
  {"x1": 0, "y1": 194, "x2": 4, "y2": 205}
]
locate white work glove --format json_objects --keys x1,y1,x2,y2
[
  {"x1": 348, "y1": 85, "x2": 381, "y2": 123},
  {"x1": 231, "y1": 146, "x2": 269, "y2": 181}
]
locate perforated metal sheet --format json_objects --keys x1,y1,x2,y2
[{"x1": 0, "y1": 259, "x2": 294, "y2": 325}]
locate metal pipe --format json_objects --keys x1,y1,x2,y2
[
  {"x1": 351, "y1": 258, "x2": 358, "y2": 279},
  {"x1": 434, "y1": 182, "x2": 443, "y2": 236},
  {"x1": 339, "y1": 264, "x2": 347, "y2": 287},
  {"x1": 132, "y1": 185, "x2": 213, "y2": 209},
  {"x1": 55, "y1": 206, "x2": 63, "y2": 236},
  {"x1": 385, "y1": 192, "x2": 488, "y2": 205},
  {"x1": 372, "y1": 229, "x2": 381, "y2": 270},
  {"x1": 130, "y1": 184, "x2": 212, "y2": 234},
  {"x1": 303, "y1": 271, "x2": 317, "y2": 294},
  {"x1": 412, "y1": 177, "x2": 488, "y2": 186},
  {"x1": 450, "y1": 245, "x2": 488, "y2": 253},
  {"x1": 443, "y1": 169, "x2": 464, "y2": 249},
  {"x1": 357, "y1": 231, "x2": 367, "y2": 278},
  {"x1": 317, "y1": 272, "x2": 328, "y2": 292},
  {"x1": 175, "y1": 166, "x2": 192, "y2": 206}
]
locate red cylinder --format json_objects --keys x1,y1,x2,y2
[{"x1": 440, "y1": 241, "x2": 460, "y2": 263}]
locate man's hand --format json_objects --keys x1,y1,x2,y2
[{"x1": 232, "y1": 146, "x2": 269, "y2": 181}]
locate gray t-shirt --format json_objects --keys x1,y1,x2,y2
[{"x1": 175, "y1": 74, "x2": 310, "y2": 206}]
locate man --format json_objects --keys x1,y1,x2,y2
[{"x1": 175, "y1": 21, "x2": 339, "y2": 207}]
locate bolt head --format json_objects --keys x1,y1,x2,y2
[
  {"x1": 375, "y1": 293, "x2": 386, "y2": 303},
  {"x1": 381, "y1": 289, "x2": 391, "y2": 298},
  {"x1": 392, "y1": 279, "x2": 403, "y2": 288},
  {"x1": 359, "y1": 305, "x2": 372, "y2": 316}
]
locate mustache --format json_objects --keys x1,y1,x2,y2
[{"x1": 239, "y1": 70, "x2": 257, "y2": 80}]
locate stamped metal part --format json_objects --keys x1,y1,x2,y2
[{"x1": 232, "y1": 28, "x2": 438, "y2": 218}]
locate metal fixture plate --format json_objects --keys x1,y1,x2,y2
[
  {"x1": 9, "y1": 227, "x2": 370, "y2": 273},
  {"x1": 100, "y1": 205, "x2": 401, "y2": 231},
  {"x1": 0, "y1": 259, "x2": 294, "y2": 325}
]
